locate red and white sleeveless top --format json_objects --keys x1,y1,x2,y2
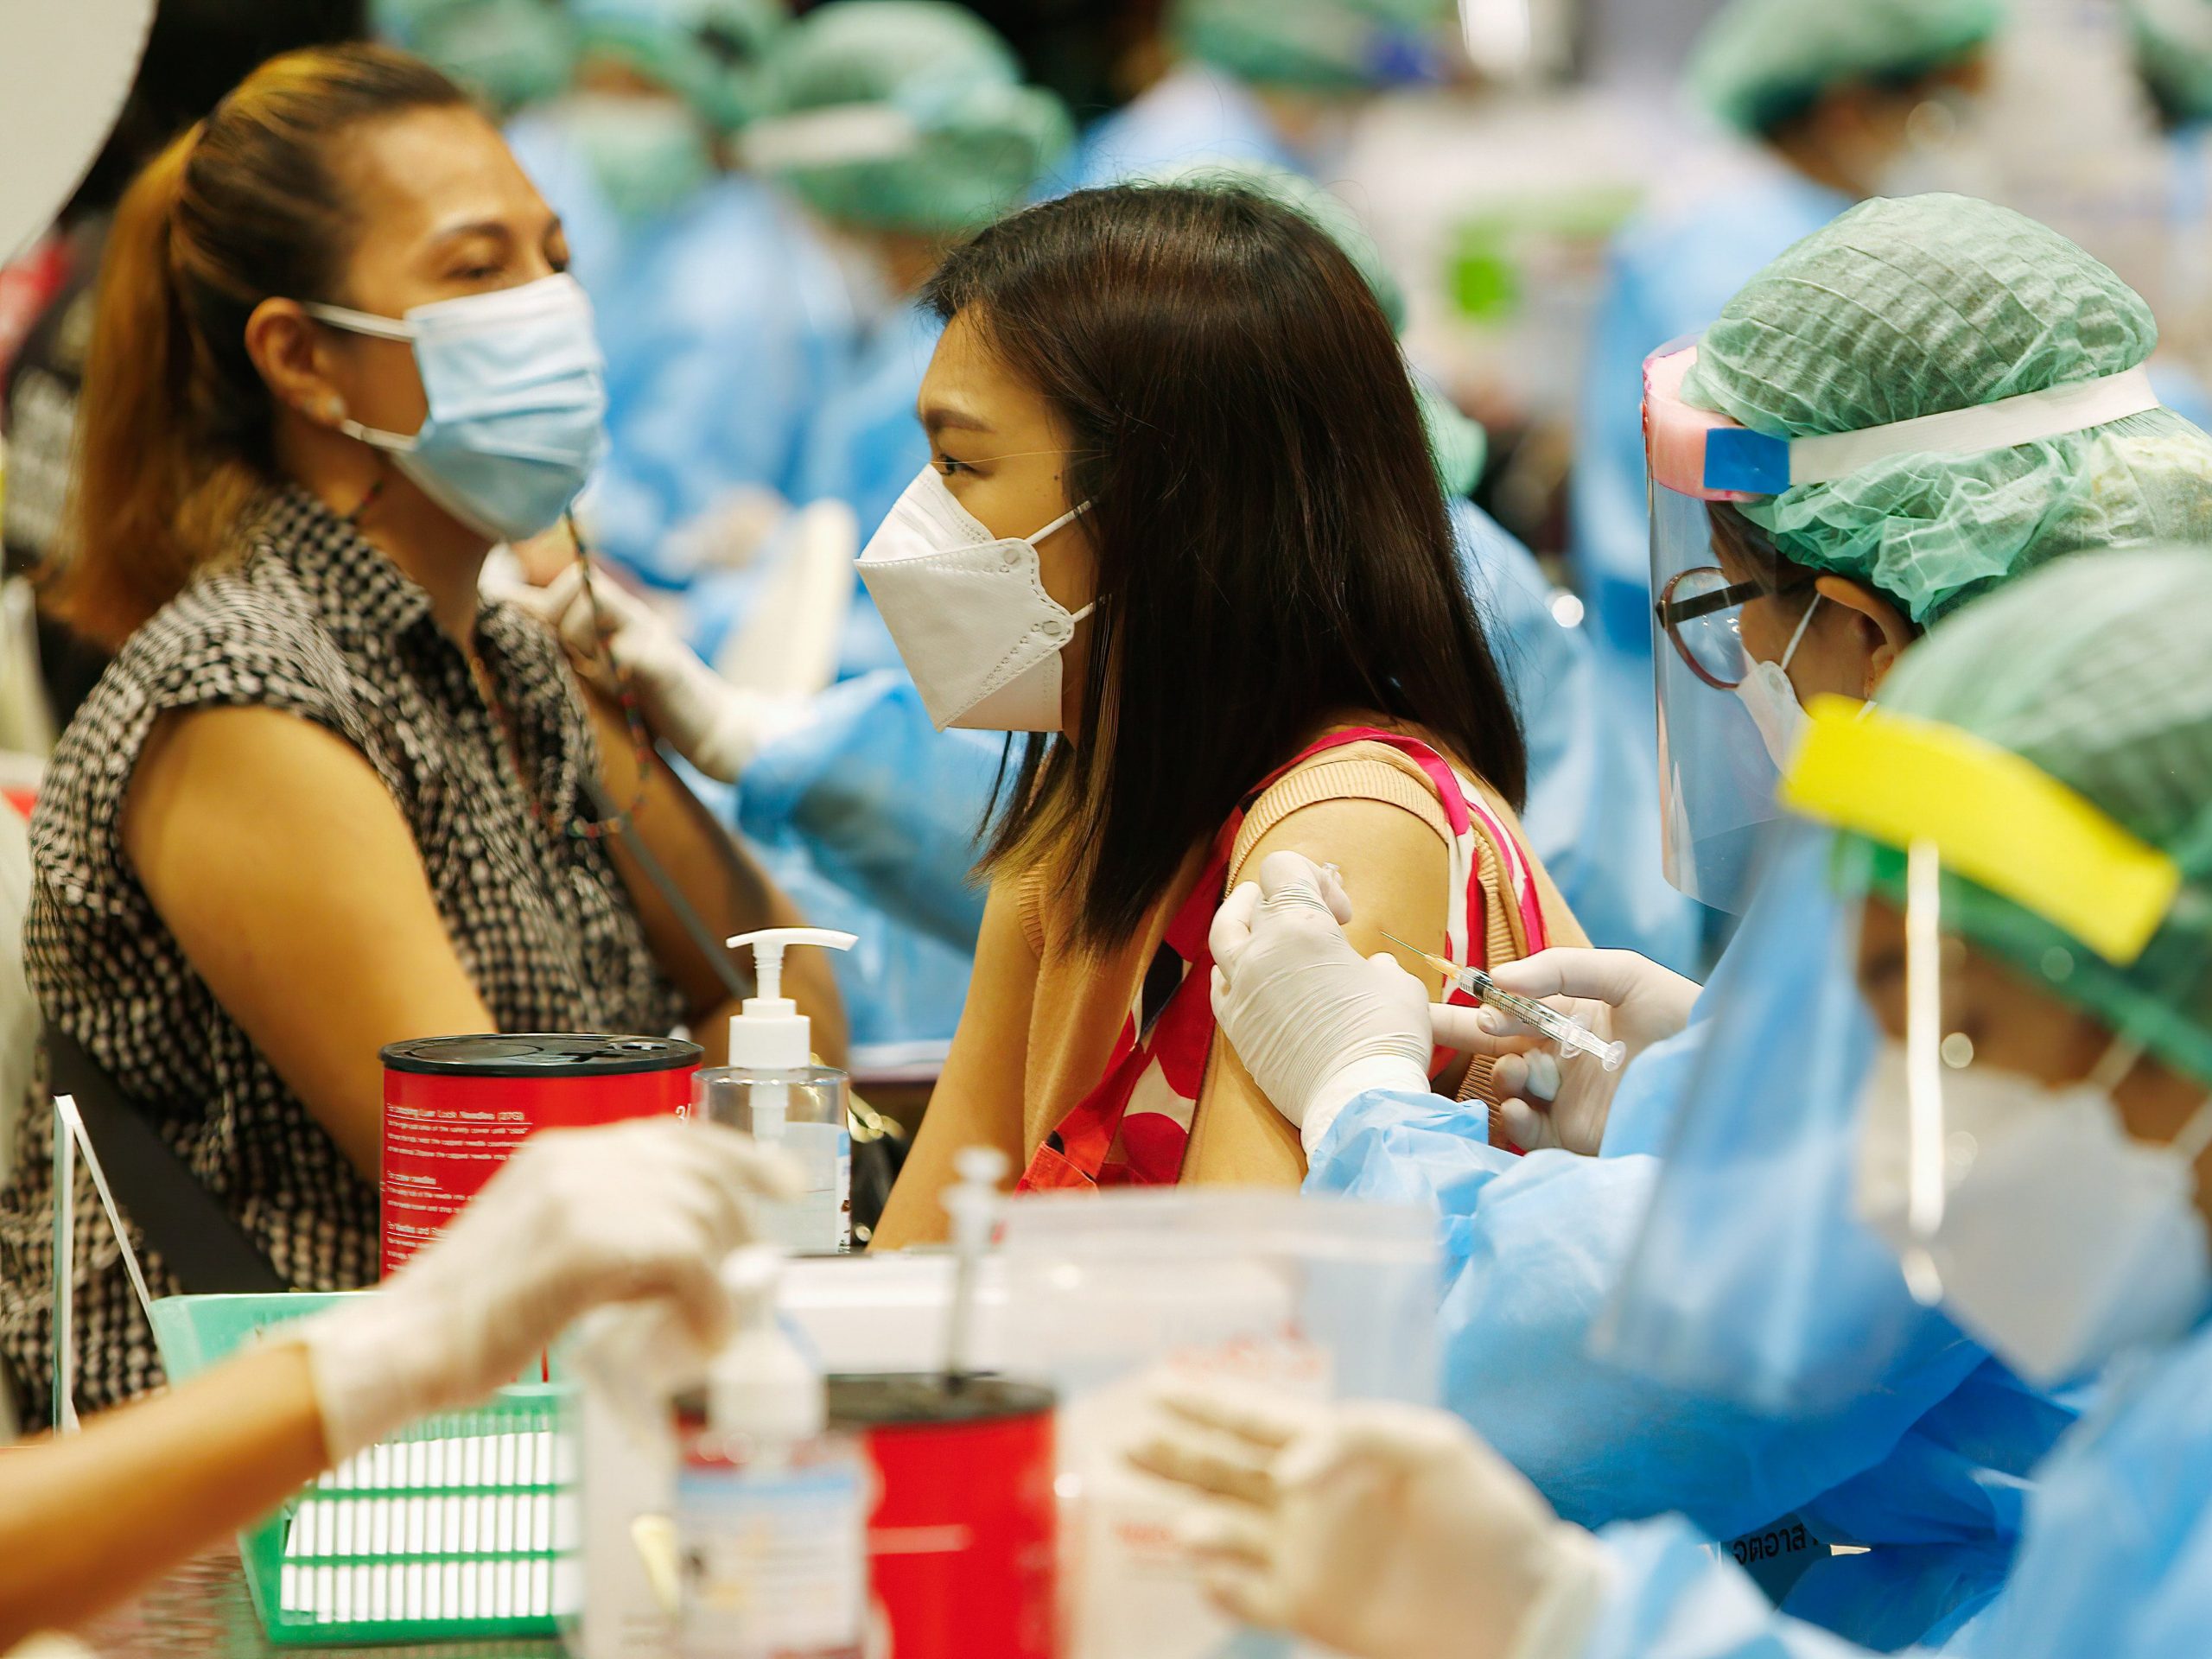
[{"x1": 1016, "y1": 728, "x2": 1550, "y2": 1192}]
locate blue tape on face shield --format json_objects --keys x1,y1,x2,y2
[{"x1": 304, "y1": 273, "x2": 609, "y2": 543}]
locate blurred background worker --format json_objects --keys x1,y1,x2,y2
[
  {"x1": 1068, "y1": 0, "x2": 1459, "y2": 187},
  {"x1": 744, "y1": 0, "x2": 1074, "y2": 586},
  {"x1": 499, "y1": 0, "x2": 835, "y2": 591},
  {"x1": 1570, "y1": 0, "x2": 2005, "y2": 729},
  {"x1": 1142, "y1": 543, "x2": 2212, "y2": 1659}
]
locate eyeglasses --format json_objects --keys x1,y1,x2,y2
[{"x1": 1656, "y1": 565, "x2": 1817, "y2": 691}]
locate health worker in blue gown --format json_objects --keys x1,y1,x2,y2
[
  {"x1": 1571, "y1": 0, "x2": 2004, "y2": 726},
  {"x1": 1144, "y1": 543, "x2": 2212, "y2": 1659},
  {"x1": 1068, "y1": 0, "x2": 1457, "y2": 190},
  {"x1": 498, "y1": 0, "x2": 861, "y2": 591},
  {"x1": 739, "y1": 0, "x2": 1073, "y2": 640},
  {"x1": 1197, "y1": 194, "x2": 2212, "y2": 1650}
]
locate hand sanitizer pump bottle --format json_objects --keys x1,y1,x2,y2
[{"x1": 695, "y1": 928, "x2": 857, "y2": 1254}]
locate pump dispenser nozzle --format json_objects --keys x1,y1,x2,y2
[{"x1": 725, "y1": 928, "x2": 857, "y2": 1071}]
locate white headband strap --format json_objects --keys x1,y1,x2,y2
[
  {"x1": 1786, "y1": 365, "x2": 2162, "y2": 488},
  {"x1": 741, "y1": 103, "x2": 923, "y2": 171}
]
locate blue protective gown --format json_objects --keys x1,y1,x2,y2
[
  {"x1": 1065, "y1": 62, "x2": 1302, "y2": 190},
  {"x1": 1304, "y1": 832, "x2": 2068, "y2": 1649},
  {"x1": 785, "y1": 299, "x2": 944, "y2": 679},
  {"x1": 506, "y1": 113, "x2": 853, "y2": 588},
  {"x1": 1580, "y1": 1313, "x2": 2212, "y2": 1659},
  {"x1": 1570, "y1": 166, "x2": 1851, "y2": 724},
  {"x1": 1451, "y1": 499, "x2": 1699, "y2": 971}
]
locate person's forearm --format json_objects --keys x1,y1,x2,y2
[
  {"x1": 0, "y1": 1344, "x2": 329, "y2": 1647},
  {"x1": 584, "y1": 690, "x2": 849, "y2": 1065}
]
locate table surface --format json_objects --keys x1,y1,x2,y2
[{"x1": 80, "y1": 1554, "x2": 563, "y2": 1659}]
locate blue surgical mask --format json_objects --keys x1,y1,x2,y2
[{"x1": 304, "y1": 274, "x2": 608, "y2": 543}]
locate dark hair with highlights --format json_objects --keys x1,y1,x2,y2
[
  {"x1": 924, "y1": 182, "x2": 1528, "y2": 948},
  {"x1": 53, "y1": 43, "x2": 469, "y2": 647}
]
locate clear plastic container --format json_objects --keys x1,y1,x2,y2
[
  {"x1": 998, "y1": 1189, "x2": 1440, "y2": 1659},
  {"x1": 696, "y1": 1066, "x2": 850, "y2": 1255}
]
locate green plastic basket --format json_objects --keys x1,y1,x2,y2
[{"x1": 149, "y1": 1292, "x2": 579, "y2": 1647}]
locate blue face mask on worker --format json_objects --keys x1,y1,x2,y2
[{"x1": 304, "y1": 274, "x2": 609, "y2": 543}]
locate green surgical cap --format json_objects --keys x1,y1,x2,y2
[
  {"x1": 569, "y1": 0, "x2": 788, "y2": 131},
  {"x1": 748, "y1": 0, "x2": 1072, "y2": 235},
  {"x1": 375, "y1": 0, "x2": 576, "y2": 110},
  {"x1": 1141, "y1": 158, "x2": 1486, "y2": 493},
  {"x1": 1688, "y1": 0, "x2": 2004, "y2": 136},
  {"x1": 1682, "y1": 194, "x2": 2212, "y2": 625},
  {"x1": 1169, "y1": 0, "x2": 1457, "y2": 92},
  {"x1": 1870, "y1": 545, "x2": 2212, "y2": 1086},
  {"x1": 2130, "y1": 0, "x2": 2212, "y2": 125}
]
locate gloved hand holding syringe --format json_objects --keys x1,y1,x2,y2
[
  {"x1": 1381, "y1": 932, "x2": 1627, "y2": 1071},
  {"x1": 1209, "y1": 852, "x2": 1702, "y2": 1157}
]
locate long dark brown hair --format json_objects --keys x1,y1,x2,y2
[{"x1": 924, "y1": 182, "x2": 1528, "y2": 948}]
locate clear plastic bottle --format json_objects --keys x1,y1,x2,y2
[
  {"x1": 676, "y1": 1249, "x2": 869, "y2": 1659},
  {"x1": 695, "y1": 928, "x2": 855, "y2": 1254}
]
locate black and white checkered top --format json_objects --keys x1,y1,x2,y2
[{"x1": 0, "y1": 487, "x2": 683, "y2": 1416}]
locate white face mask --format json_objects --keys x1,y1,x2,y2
[
  {"x1": 1733, "y1": 593, "x2": 1821, "y2": 770},
  {"x1": 856, "y1": 465, "x2": 1092, "y2": 733},
  {"x1": 1854, "y1": 1037, "x2": 2212, "y2": 1384}
]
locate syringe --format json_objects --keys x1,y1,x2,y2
[{"x1": 1382, "y1": 932, "x2": 1626, "y2": 1071}]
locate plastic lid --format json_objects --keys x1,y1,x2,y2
[
  {"x1": 726, "y1": 929, "x2": 857, "y2": 1071},
  {"x1": 380, "y1": 1033, "x2": 703, "y2": 1077},
  {"x1": 709, "y1": 1248, "x2": 824, "y2": 1442},
  {"x1": 826, "y1": 1373, "x2": 1055, "y2": 1427}
]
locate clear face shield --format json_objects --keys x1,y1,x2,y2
[
  {"x1": 1599, "y1": 697, "x2": 2212, "y2": 1403},
  {"x1": 1639, "y1": 339, "x2": 2170, "y2": 915},
  {"x1": 1643, "y1": 341, "x2": 1813, "y2": 912},
  {"x1": 1589, "y1": 816, "x2": 1918, "y2": 1416},
  {"x1": 1817, "y1": 715, "x2": 2212, "y2": 1387}
]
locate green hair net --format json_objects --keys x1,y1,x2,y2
[
  {"x1": 569, "y1": 0, "x2": 789, "y2": 132},
  {"x1": 1681, "y1": 194, "x2": 2212, "y2": 626},
  {"x1": 1861, "y1": 544, "x2": 2212, "y2": 1087},
  {"x1": 374, "y1": 0, "x2": 576, "y2": 111},
  {"x1": 1139, "y1": 158, "x2": 1485, "y2": 494},
  {"x1": 747, "y1": 1, "x2": 1072, "y2": 236},
  {"x1": 2130, "y1": 0, "x2": 2212, "y2": 125},
  {"x1": 1688, "y1": 0, "x2": 2004, "y2": 136},
  {"x1": 1169, "y1": 0, "x2": 1458, "y2": 92}
]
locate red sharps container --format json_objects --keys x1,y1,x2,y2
[
  {"x1": 827, "y1": 1374, "x2": 1059, "y2": 1659},
  {"x1": 380, "y1": 1033, "x2": 701, "y2": 1274}
]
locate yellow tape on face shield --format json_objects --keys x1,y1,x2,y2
[{"x1": 1780, "y1": 696, "x2": 2182, "y2": 969}]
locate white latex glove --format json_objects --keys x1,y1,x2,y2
[
  {"x1": 1132, "y1": 1384, "x2": 1612, "y2": 1659},
  {"x1": 531, "y1": 563, "x2": 804, "y2": 783},
  {"x1": 1459, "y1": 948, "x2": 1702, "y2": 1156},
  {"x1": 1209, "y1": 852, "x2": 1435, "y2": 1154},
  {"x1": 293, "y1": 1118, "x2": 801, "y2": 1463}
]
